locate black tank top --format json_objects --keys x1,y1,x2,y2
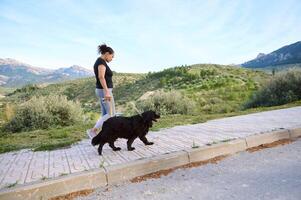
[{"x1": 93, "y1": 57, "x2": 113, "y2": 89}]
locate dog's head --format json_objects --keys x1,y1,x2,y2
[{"x1": 141, "y1": 110, "x2": 160, "y2": 127}]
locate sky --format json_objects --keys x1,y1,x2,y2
[{"x1": 0, "y1": 0, "x2": 301, "y2": 73}]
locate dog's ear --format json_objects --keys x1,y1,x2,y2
[
  {"x1": 142, "y1": 111, "x2": 153, "y2": 124},
  {"x1": 153, "y1": 111, "x2": 160, "y2": 119}
]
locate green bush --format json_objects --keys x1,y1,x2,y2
[
  {"x1": 244, "y1": 69, "x2": 301, "y2": 108},
  {"x1": 136, "y1": 90, "x2": 197, "y2": 115},
  {"x1": 5, "y1": 95, "x2": 83, "y2": 132},
  {"x1": 10, "y1": 84, "x2": 40, "y2": 95}
]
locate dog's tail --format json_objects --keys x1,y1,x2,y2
[
  {"x1": 91, "y1": 132, "x2": 102, "y2": 146},
  {"x1": 91, "y1": 136, "x2": 98, "y2": 146}
]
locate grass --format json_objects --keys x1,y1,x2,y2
[
  {"x1": 6, "y1": 181, "x2": 18, "y2": 188},
  {"x1": 221, "y1": 139, "x2": 233, "y2": 143},
  {"x1": 191, "y1": 140, "x2": 200, "y2": 149},
  {"x1": 0, "y1": 122, "x2": 94, "y2": 154},
  {"x1": 59, "y1": 173, "x2": 69, "y2": 177},
  {"x1": 99, "y1": 160, "x2": 105, "y2": 168}
]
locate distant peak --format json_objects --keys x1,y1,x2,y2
[
  {"x1": 67, "y1": 65, "x2": 91, "y2": 72},
  {"x1": 69, "y1": 65, "x2": 82, "y2": 69},
  {"x1": 256, "y1": 53, "x2": 265, "y2": 59},
  {"x1": 242, "y1": 41, "x2": 301, "y2": 68},
  {"x1": 0, "y1": 58, "x2": 28, "y2": 66}
]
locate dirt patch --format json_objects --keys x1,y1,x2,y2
[
  {"x1": 131, "y1": 155, "x2": 229, "y2": 183},
  {"x1": 49, "y1": 189, "x2": 94, "y2": 200},
  {"x1": 246, "y1": 139, "x2": 292, "y2": 153}
]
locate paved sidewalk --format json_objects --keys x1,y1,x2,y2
[{"x1": 0, "y1": 106, "x2": 301, "y2": 190}]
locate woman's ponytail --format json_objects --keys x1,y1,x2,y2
[{"x1": 98, "y1": 43, "x2": 114, "y2": 55}]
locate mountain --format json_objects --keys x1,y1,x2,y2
[
  {"x1": 242, "y1": 41, "x2": 301, "y2": 68},
  {"x1": 53, "y1": 65, "x2": 93, "y2": 77},
  {"x1": 0, "y1": 58, "x2": 93, "y2": 87},
  {"x1": 0, "y1": 58, "x2": 52, "y2": 76}
]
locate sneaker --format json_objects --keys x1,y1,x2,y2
[{"x1": 86, "y1": 129, "x2": 97, "y2": 139}]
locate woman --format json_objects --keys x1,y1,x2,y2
[{"x1": 87, "y1": 44, "x2": 116, "y2": 139}]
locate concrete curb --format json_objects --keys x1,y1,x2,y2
[
  {"x1": 245, "y1": 129, "x2": 290, "y2": 148},
  {"x1": 105, "y1": 150, "x2": 189, "y2": 185},
  {"x1": 289, "y1": 128, "x2": 301, "y2": 139},
  {"x1": 0, "y1": 168, "x2": 107, "y2": 200},
  {"x1": 1, "y1": 127, "x2": 300, "y2": 200},
  {"x1": 185, "y1": 139, "x2": 247, "y2": 163}
]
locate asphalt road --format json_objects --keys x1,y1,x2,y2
[{"x1": 77, "y1": 138, "x2": 301, "y2": 200}]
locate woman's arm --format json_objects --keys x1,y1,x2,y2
[{"x1": 98, "y1": 65, "x2": 111, "y2": 100}]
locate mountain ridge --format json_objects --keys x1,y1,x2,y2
[
  {"x1": 242, "y1": 41, "x2": 301, "y2": 68},
  {"x1": 0, "y1": 58, "x2": 93, "y2": 87}
]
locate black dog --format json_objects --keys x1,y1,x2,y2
[{"x1": 91, "y1": 110, "x2": 160, "y2": 155}]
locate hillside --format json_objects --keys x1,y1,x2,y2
[
  {"x1": 3, "y1": 64, "x2": 269, "y2": 115},
  {"x1": 3, "y1": 72, "x2": 145, "y2": 111},
  {"x1": 253, "y1": 63, "x2": 301, "y2": 74},
  {"x1": 0, "y1": 58, "x2": 93, "y2": 87},
  {"x1": 242, "y1": 41, "x2": 301, "y2": 68},
  {"x1": 114, "y1": 64, "x2": 269, "y2": 114}
]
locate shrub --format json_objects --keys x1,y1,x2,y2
[
  {"x1": 136, "y1": 90, "x2": 197, "y2": 115},
  {"x1": 209, "y1": 97, "x2": 223, "y2": 104},
  {"x1": 11, "y1": 84, "x2": 39, "y2": 95},
  {"x1": 244, "y1": 69, "x2": 301, "y2": 108},
  {"x1": 3, "y1": 103, "x2": 15, "y2": 122},
  {"x1": 5, "y1": 95, "x2": 83, "y2": 132}
]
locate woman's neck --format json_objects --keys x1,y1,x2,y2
[{"x1": 100, "y1": 55, "x2": 106, "y2": 61}]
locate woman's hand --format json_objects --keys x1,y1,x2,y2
[{"x1": 104, "y1": 90, "x2": 112, "y2": 101}]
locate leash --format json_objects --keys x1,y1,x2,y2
[
  {"x1": 103, "y1": 99, "x2": 142, "y2": 117},
  {"x1": 102, "y1": 98, "x2": 114, "y2": 117},
  {"x1": 130, "y1": 101, "x2": 143, "y2": 117}
]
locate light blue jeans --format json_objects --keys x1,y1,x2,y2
[
  {"x1": 93, "y1": 88, "x2": 116, "y2": 129},
  {"x1": 95, "y1": 88, "x2": 116, "y2": 116}
]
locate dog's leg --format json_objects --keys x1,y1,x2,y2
[
  {"x1": 98, "y1": 141, "x2": 106, "y2": 155},
  {"x1": 139, "y1": 135, "x2": 154, "y2": 145},
  {"x1": 109, "y1": 141, "x2": 121, "y2": 151},
  {"x1": 127, "y1": 136, "x2": 137, "y2": 151}
]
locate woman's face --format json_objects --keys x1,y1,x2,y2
[{"x1": 105, "y1": 52, "x2": 114, "y2": 62}]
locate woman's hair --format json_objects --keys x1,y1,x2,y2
[{"x1": 98, "y1": 44, "x2": 114, "y2": 55}]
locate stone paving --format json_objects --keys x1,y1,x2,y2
[{"x1": 0, "y1": 106, "x2": 300, "y2": 190}]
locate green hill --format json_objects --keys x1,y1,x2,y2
[
  {"x1": 3, "y1": 72, "x2": 144, "y2": 112},
  {"x1": 251, "y1": 63, "x2": 301, "y2": 74},
  {"x1": 3, "y1": 64, "x2": 269, "y2": 115},
  {"x1": 0, "y1": 87, "x2": 15, "y2": 96}
]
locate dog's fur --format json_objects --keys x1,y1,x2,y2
[{"x1": 91, "y1": 110, "x2": 160, "y2": 155}]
